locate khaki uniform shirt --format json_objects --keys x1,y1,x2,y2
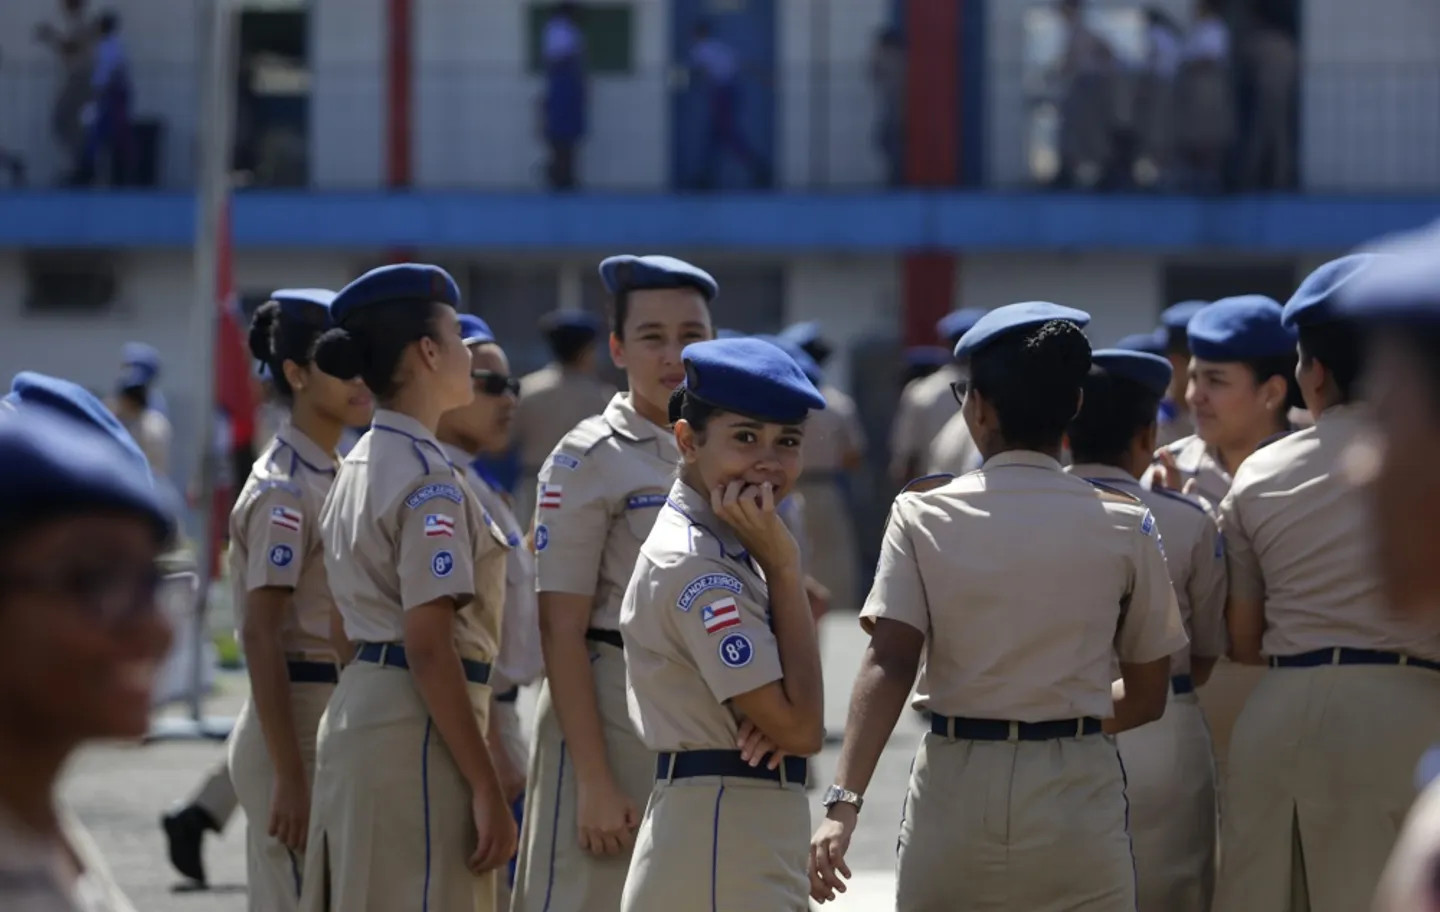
[
  {"x1": 889, "y1": 364, "x2": 961, "y2": 480},
  {"x1": 0, "y1": 807, "x2": 136, "y2": 912},
  {"x1": 1218, "y1": 405, "x2": 1440, "y2": 662},
  {"x1": 925, "y1": 410, "x2": 982, "y2": 477},
  {"x1": 515, "y1": 364, "x2": 616, "y2": 471},
  {"x1": 228, "y1": 422, "x2": 340, "y2": 660},
  {"x1": 1070, "y1": 463, "x2": 1228, "y2": 674},
  {"x1": 533, "y1": 393, "x2": 679, "y2": 631},
  {"x1": 119, "y1": 408, "x2": 171, "y2": 476},
  {"x1": 621, "y1": 480, "x2": 781, "y2": 750},
  {"x1": 320, "y1": 409, "x2": 509, "y2": 663},
  {"x1": 442, "y1": 443, "x2": 543, "y2": 691},
  {"x1": 1145, "y1": 434, "x2": 1233, "y2": 509},
  {"x1": 802, "y1": 384, "x2": 865, "y2": 474},
  {"x1": 862, "y1": 450, "x2": 1187, "y2": 720}
]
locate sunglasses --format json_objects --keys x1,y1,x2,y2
[
  {"x1": 0, "y1": 562, "x2": 169, "y2": 627},
  {"x1": 472, "y1": 370, "x2": 521, "y2": 397},
  {"x1": 949, "y1": 380, "x2": 970, "y2": 406}
]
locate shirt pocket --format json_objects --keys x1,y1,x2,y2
[{"x1": 622, "y1": 489, "x2": 669, "y2": 543}]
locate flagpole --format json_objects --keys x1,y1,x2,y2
[{"x1": 148, "y1": 0, "x2": 238, "y2": 742}]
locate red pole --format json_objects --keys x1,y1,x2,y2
[{"x1": 386, "y1": 0, "x2": 412, "y2": 188}]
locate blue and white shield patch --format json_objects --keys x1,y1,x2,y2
[
  {"x1": 269, "y1": 544, "x2": 294, "y2": 568},
  {"x1": 718, "y1": 633, "x2": 754, "y2": 669},
  {"x1": 431, "y1": 550, "x2": 455, "y2": 578},
  {"x1": 534, "y1": 525, "x2": 549, "y2": 551},
  {"x1": 1140, "y1": 511, "x2": 1156, "y2": 536}
]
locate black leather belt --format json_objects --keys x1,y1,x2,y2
[
  {"x1": 1269, "y1": 647, "x2": 1440, "y2": 672},
  {"x1": 1171, "y1": 674, "x2": 1195, "y2": 695},
  {"x1": 656, "y1": 749, "x2": 808, "y2": 786},
  {"x1": 585, "y1": 628, "x2": 624, "y2": 650},
  {"x1": 494, "y1": 686, "x2": 520, "y2": 704},
  {"x1": 353, "y1": 642, "x2": 492, "y2": 685},
  {"x1": 931, "y1": 715, "x2": 1103, "y2": 741},
  {"x1": 287, "y1": 660, "x2": 339, "y2": 684}
]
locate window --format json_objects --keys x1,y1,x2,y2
[
  {"x1": 23, "y1": 251, "x2": 120, "y2": 313},
  {"x1": 525, "y1": 4, "x2": 634, "y2": 75}
]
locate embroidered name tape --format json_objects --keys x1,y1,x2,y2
[
  {"x1": 677, "y1": 572, "x2": 743, "y2": 613},
  {"x1": 626, "y1": 493, "x2": 667, "y2": 511},
  {"x1": 256, "y1": 479, "x2": 302, "y2": 497},
  {"x1": 552, "y1": 453, "x2": 581, "y2": 471},
  {"x1": 405, "y1": 483, "x2": 463, "y2": 509}
]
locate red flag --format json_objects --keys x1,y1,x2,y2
[{"x1": 213, "y1": 199, "x2": 255, "y2": 449}]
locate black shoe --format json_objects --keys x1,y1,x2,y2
[{"x1": 161, "y1": 805, "x2": 216, "y2": 885}]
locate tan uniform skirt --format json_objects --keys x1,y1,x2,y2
[
  {"x1": 1213, "y1": 663, "x2": 1440, "y2": 912},
  {"x1": 298, "y1": 661, "x2": 494, "y2": 912},
  {"x1": 897, "y1": 730, "x2": 1136, "y2": 912},
  {"x1": 621, "y1": 773, "x2": 810, "y2": 912},
  {"x1": 1116, "y1": 689, "x2": 1217, "y2": 912},
  {"x1": 511, "y1": 640, "x2": 654, "y2": 912},
  {"x1": 229, "y1": 679, "x2": 335, "y2": 911}
]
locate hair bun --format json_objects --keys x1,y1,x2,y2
[
  {"x1": 667, "y1": 386, "x2": 687, "y2": 425},
  {"x1": 313, "y1": 327, "x2": 367, "y2": 381},
  {"x1": 247, "y1": 300, "x2": 280, "y2": 362}
]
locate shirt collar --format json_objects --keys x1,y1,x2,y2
[
  {"x1": 275, "y1": 421, "x2": 339, "y2": 475},
  {"x1": 665, "y1": 478, "x2": 749, "y2": 561},
  {"x1": 1315, "y1": 402, "x2": 1367, "y2": 426},
  {"x1": 372, "y1": 408, "x2": 443, "y2": 447},
  {"x1": 604, "y1": 393, "x2": 668, "y2": 443},
  {"x1": 1068, "y1": 462, "x2": 1141, "y2": 485},
  {"x1": 982, "y1": 450, "x2": 1063, "y2": 472},
  {"x1": 439, "y1": 441, "x2": 473, "y2": 471}
]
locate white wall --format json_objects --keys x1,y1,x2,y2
[
  {"x1": 957, "y1": 252, "x2": 1161, "y2": 346},
  {"x1": 1301, "y1": 0, "x2": 1440, "y2": 192},
  {"x1": 413, "y1": 0, "x2": 669, "y2": 191},
  {"x1": 0, "y1": 0, "x2": 198, "y2": 188},
  {"x1": 778, "y1": 0, "x2": 890, "y2": 190},
  {"x1": 310, "y1": 0, "x2": 385, "y2": 188}
]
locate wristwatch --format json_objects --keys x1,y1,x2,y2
[{"x1": 821, "y1": 785, "x2": 864, "y2": 812}]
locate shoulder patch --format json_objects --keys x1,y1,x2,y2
[
  {"x1": 901, "y1": 473, "x2": 954, "y2": 495},
  {"x1": 256, "y1": 478, "x2": 303, "y2": 498},
  {"x1": 551, "y1": 453, "x2": 582, "y2": 471},
  {"x1": 405, "y1": 483, "x2": 464, "y2": 510},
  {"x1": 677, "y1": 572, "x2": 744, "y2": 613},
  {"x1": 1140, "y1": 511, "x2": 1156, "y2": 536},
  {"x1": 626, "y1": 492, "x2": 668, "y2": 511},
  {"x1": 717, "y1": 632, "x2": 754, "y2": 668},
  {"x1": 1085, "y1": 477, "x2": 1143, "y2": 505}
]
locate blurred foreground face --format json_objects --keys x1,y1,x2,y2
[
  {"x1": 1351, "y1": 333, "x2": 1440, "y2": 615},
  {"x1": 0, "y1": 514, "x2": 170, "y2": 745}
]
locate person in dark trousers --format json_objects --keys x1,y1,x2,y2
[
  {"x1": 541, "y1": 2, "x2": 587, "y2": 190},
  {"x1": 688, "y1": 20, "x2": 770, "y2": 190},
  {"x1": 74, "y1": 9, "x2": 131, "y2": 186}
]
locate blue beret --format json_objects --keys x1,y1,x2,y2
[
  {"x1": 331, "y1": 263, "x2": 462, "y2": 325},
  {"x1": 954, "y1": 301, "x2": 1092, "y2": 360},
  {"x1": 715, "y1": 328, "x2": 746, "y2": 340},
  {"x1": 117, "y1": 362, "x2": 157, "y2": 390},
  {"x1": 1332, "y1": 226, "x2": 1440, "y2": 326},
  {"x1": 270, "y1": 288, "x2": 335, "y2": 322},
  {"x1": 0, "y1": 408, "x2": 169, "y2": 539},
  {"x1": 756, "y1": 334, "x2": 823, "y2": 387},
  {"x1": 778, "y1": 321, "x2": 822, "y2": 348},
  {"x1": 5, "y1": 372, "x2": 151, "y2": 479},
  {"x1": 904, "y1": 346, "x2": 952, "y2": 369},
  {"x1": 598, "y1": 255, "x2": 718, "y2": 302},
  {"x1": 1282, "y1": 255, "x2": 1385, "y2": 329},
  {"x1": 682, "y1": 338, "x2": 826, "y2": 424},
  {"x1": 1187, "y1": 295, "x2": 1296, "y2": 362},
  {"x1": 122, "y1": 342, "x2": 161, "y2": 372},
  {"x1": 937, "y1": 308, "x2": 988, "y2": 343},
  {"x1": 1160, "y1": 300, "x2": 1208, "y2": 332},
  {"x1": 1113, "y1": 328, "x2": 1167, "y2": 355},
  {"x1": 538, "y1": 310, "x2": 604, "y2": 337},
  {"x1": 1091, "y1": 349, "x2": 1173, "y2": 398},
  {"x1": 458, "y1": 313, "x2": 496, "y2": 345}
]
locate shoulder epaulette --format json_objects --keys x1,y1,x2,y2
[
  {"x1": 901, "y1": 473, "x2": 954, "y2": 495},
  {"x1": 559, "y1": 414, "x2": 615, "y2": 458},
  {"x1": 1084, "y1": 477, "x2": 1143, "y2": 505}
]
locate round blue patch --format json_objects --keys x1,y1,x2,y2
[
  {"x1": 431, "y1": 550, "x2": 455, "y2": 578},
  {"x1": 268, "y1": 544, "x2": 294, "y2": 568},
  {"x1": 534, "y1": 525, "x2": 549, "y2": 552},
  {"x1": 718, "y1": 632, "x2": 753, "y2": 669}
]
